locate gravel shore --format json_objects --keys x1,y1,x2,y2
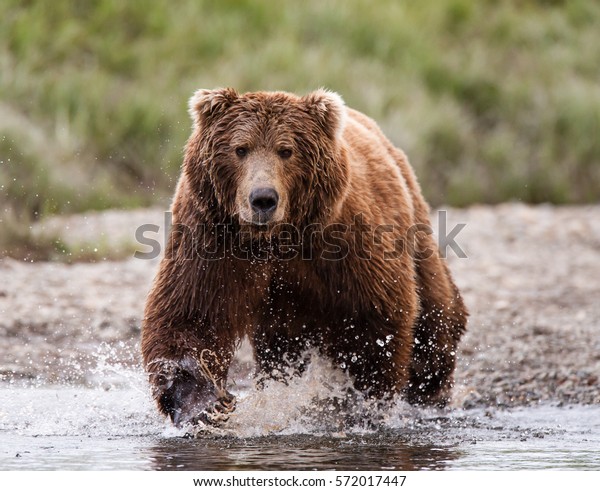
[{"x1": 1, "y1": 204, "x2": 599, "y2": 408}]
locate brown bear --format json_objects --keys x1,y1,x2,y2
[{"x1": 141, "y1": 88, "x2": 467, "y2": 427}]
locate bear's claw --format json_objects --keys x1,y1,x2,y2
[{"x1": 195, "y1": 393, "x2": 236, "y2": 426}]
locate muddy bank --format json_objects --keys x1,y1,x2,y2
[{"x1": 1, "y1": 204, "x2": 599, "y2": 407}]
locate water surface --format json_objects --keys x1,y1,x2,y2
[{"x1": 2, "y1": 371, "x2": 599, "y2": 470}]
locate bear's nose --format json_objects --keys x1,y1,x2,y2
[{"x1": 249, "y1": 187, "x2": 279, "y2": 215}]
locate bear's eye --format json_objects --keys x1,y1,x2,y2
[
  {"x1": 278, "y1": 148, "x2": 292, "y2": 159},
  {"x1": 235, "y1": 147, "x2": 248, "y2": 157}
]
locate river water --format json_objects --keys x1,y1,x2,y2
[{"x1": 1, "y1": 357, "x2": 599, "y2": 471}]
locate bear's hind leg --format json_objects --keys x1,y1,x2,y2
[{"x1": 406, "y1": 254, "x2": 467, "y2": 407}]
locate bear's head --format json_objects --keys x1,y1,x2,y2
[{"x1": 184, "y1": 88, "x2": 349, "y2": 229}]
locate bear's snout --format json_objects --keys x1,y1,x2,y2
[{"x1": 249, "y1": 187, "x2": 279, "y2": 223}]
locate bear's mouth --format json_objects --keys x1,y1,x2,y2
[
  {"x1": 237, "y1": 208, "x2": 284, "y2": 228},
  {"x1": 238, "y1": 219, "x2": 277, "y2": 235},
  {"x1": 251, "y1": 211, "x2": 276, "y2": 225}
]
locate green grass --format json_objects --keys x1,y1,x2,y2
[{"x1": 1, "y1": 0, "x2": 599, "y2": 238}]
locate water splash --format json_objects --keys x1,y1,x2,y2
[
  {"x1": 3, "y1": 341, "x2": 595, "y2": 449},
  {"x1": 2, "y1": 346, "x2": 600, "y2": 470},
  {"x1": 1, "y1": 344, "x2": 422, "y2": 439},
  {"x1": 185, "y1": 351, "x2": 427, "y2": 438}
]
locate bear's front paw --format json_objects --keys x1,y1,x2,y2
[
  {"x1": 149, "y1": 359, "x2": 233, "y2": 427},
  {"x1": 190, "y1": 391, "x2": 237, "y2": 427}
]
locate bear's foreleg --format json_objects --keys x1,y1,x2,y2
[
  {"x1": 252, "y1": 326, "x2": 311, "y2": 387},
  {"x1": 323, "y1": 312, "x2": 415, "y2": 400},
  {"x1": 142, "y1": 327, "x2": 236, "y2": 427}
]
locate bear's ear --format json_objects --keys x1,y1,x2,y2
[
  {"x1": 188, "y1": 88, "x2": 239, "y2": 128},
  {"x1": 302, "y1": 88, "x2": 346, "y2": 141}
]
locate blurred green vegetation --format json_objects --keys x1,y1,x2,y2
[{"x1": 1, "y1": 0, "x2": 599, "y2": 237}]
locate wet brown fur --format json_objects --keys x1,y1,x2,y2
[{"x1": 141, "y1": 88, "x2": 468, "y2": 425}]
